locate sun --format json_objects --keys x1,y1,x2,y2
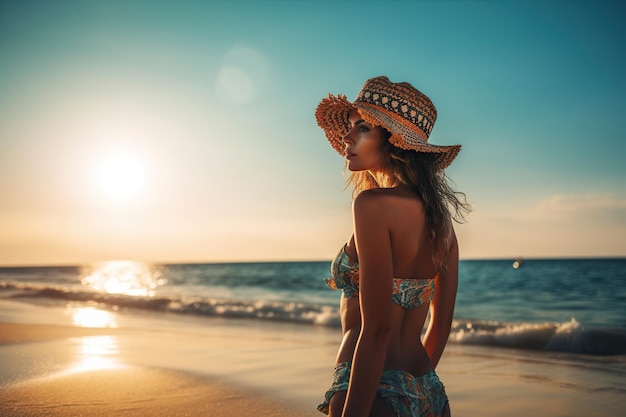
[{"x1": 99, "y1": 153, "x2": 145, "y2": 200}]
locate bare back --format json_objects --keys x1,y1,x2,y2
[{"x1": 336, "y1": 185, "x2": 442, "y2": 376}]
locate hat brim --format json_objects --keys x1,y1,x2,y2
[
  {"x1": 315, "y1": 94, "x2": 461, "y2": 170},
  {"x1": 315, "y1": 94, "x2": 354, "y2": 155}
]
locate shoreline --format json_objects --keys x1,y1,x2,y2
[{"x1": 1, "y1": 299, "x2": 624, "y2": 416}]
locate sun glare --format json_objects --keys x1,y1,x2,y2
[
  {"x1": 70, "y1": 306, "x2": 118, "y2": 328},
  {"x1": 68, "y1": 335, "x2": 123, "y2": 374},
  {"x1": 82, "y1": 261, "x2": 165, "y2": 296},
  {"x1": 99, "y1": 153, "x2": 145, "y2": 200}
]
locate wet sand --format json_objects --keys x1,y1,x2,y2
[
  {"x1": 1, "y1": 366, "x2": 311, "y2": 417},
  {"x1": 0, "y1": 300, "x2": 624, "y2": 416}
]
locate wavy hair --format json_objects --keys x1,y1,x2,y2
[{"x1": 346, "y1": 132, "x2": 471, "y2": 271}]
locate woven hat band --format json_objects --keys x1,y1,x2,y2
[
  {"x1": 354, "y1": 77, "x2": 437, "y2": 141},
  {"x1": 357, "y1": 103, "x2": 429, "y2": 144}
]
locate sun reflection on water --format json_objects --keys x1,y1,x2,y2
[
  {"x1": 70, "y1": 306, "x2": 117, "y2": 328},
  {"x1": 50, "y1": 261, "x2": 166, "y2": 377},
  {"x1": 81, "y1": 260, "x2": 165, "y2": 296},
  {"x1": 51, "y1": 307, "x2": 125, "y2": 375},
  {"x1": 65, "y1": 335, "x2": 124, "y2": 374}
]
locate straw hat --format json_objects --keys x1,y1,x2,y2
[{"x1": 315, "y1": 76, "x2": 461, "y2": 169}]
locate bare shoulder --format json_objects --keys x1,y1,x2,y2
[
  {"x1": 353, "y1": 188, "x2": 391, "y2": 206},
  {"x1": 352, "y1": 188, "x2": 395, "y2": 217},
  {"x1": 353, "y1": 187, "x2": 424, "y2": 217}
]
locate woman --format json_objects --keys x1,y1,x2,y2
[{"x1": 315, "y1": 76, "x2": 470, "y2": 417}]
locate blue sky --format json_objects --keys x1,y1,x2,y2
[{"x1": 0, "y1": 0, "x2": 624, "y2": 265}]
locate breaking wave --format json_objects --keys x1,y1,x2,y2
[{"x1": 2, "y1": 281, "x2": 625, "y2": 356}]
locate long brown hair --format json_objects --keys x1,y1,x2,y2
[{"x1": 346, "y1": 132, "x2": 470, "y2": 271}]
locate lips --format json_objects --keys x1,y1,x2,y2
[{"x1": 345, "y1": 150, "x2": 357, "y2": 159}]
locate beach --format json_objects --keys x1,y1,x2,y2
[{"x1": 1, "y1": 298, "x2": 624, "y2": 417}]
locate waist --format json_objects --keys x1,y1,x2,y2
[{"x1": 336, "y1": 326, "x2": 433, "y2": 376}]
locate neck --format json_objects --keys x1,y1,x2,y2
[{"x1": 369, "y1": 169, "x2": 398, "y2": 188}]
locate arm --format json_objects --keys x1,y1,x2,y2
[
  {"x1": 423, "y1": 227, "x2": 459, "y2": 368},
  {"x1": 341, "y1": 191, "x2": 393, "y2": 417}
]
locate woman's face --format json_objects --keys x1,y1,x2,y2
[{"x1": 343, "y1": 110, "x2": 388, "y2": 172}]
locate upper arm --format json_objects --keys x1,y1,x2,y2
[
  {"x1": 353, "y1": 192, "x2": 394, "y2": 331},
  {"x1": 426, "y1": 227, "x2": 459, "y2": 365},
  {"x1": 432, "y1": 232, "x2": 459, "y2": 316},
  {"x1": 431, "y1": 228, "x2": 459, "y2": 322}
]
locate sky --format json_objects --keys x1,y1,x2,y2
[{"x1": 0, "y1": 0, "x2": 624, "y2": 266}]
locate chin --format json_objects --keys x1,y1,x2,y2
[{"x1": 347, "y1": 161, "x2": 364, "y2": 171}]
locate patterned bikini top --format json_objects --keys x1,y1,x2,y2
[{"x1": 324, "y1": 245, "x2": 434, "y2": 310}]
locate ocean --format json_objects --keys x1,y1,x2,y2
[{"x1": 1, "y1": 257, "x2": 625, "y2": 357}]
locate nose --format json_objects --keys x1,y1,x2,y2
[{"x1": 342, "y1": 127, "x2": 355, "y2": 144}]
